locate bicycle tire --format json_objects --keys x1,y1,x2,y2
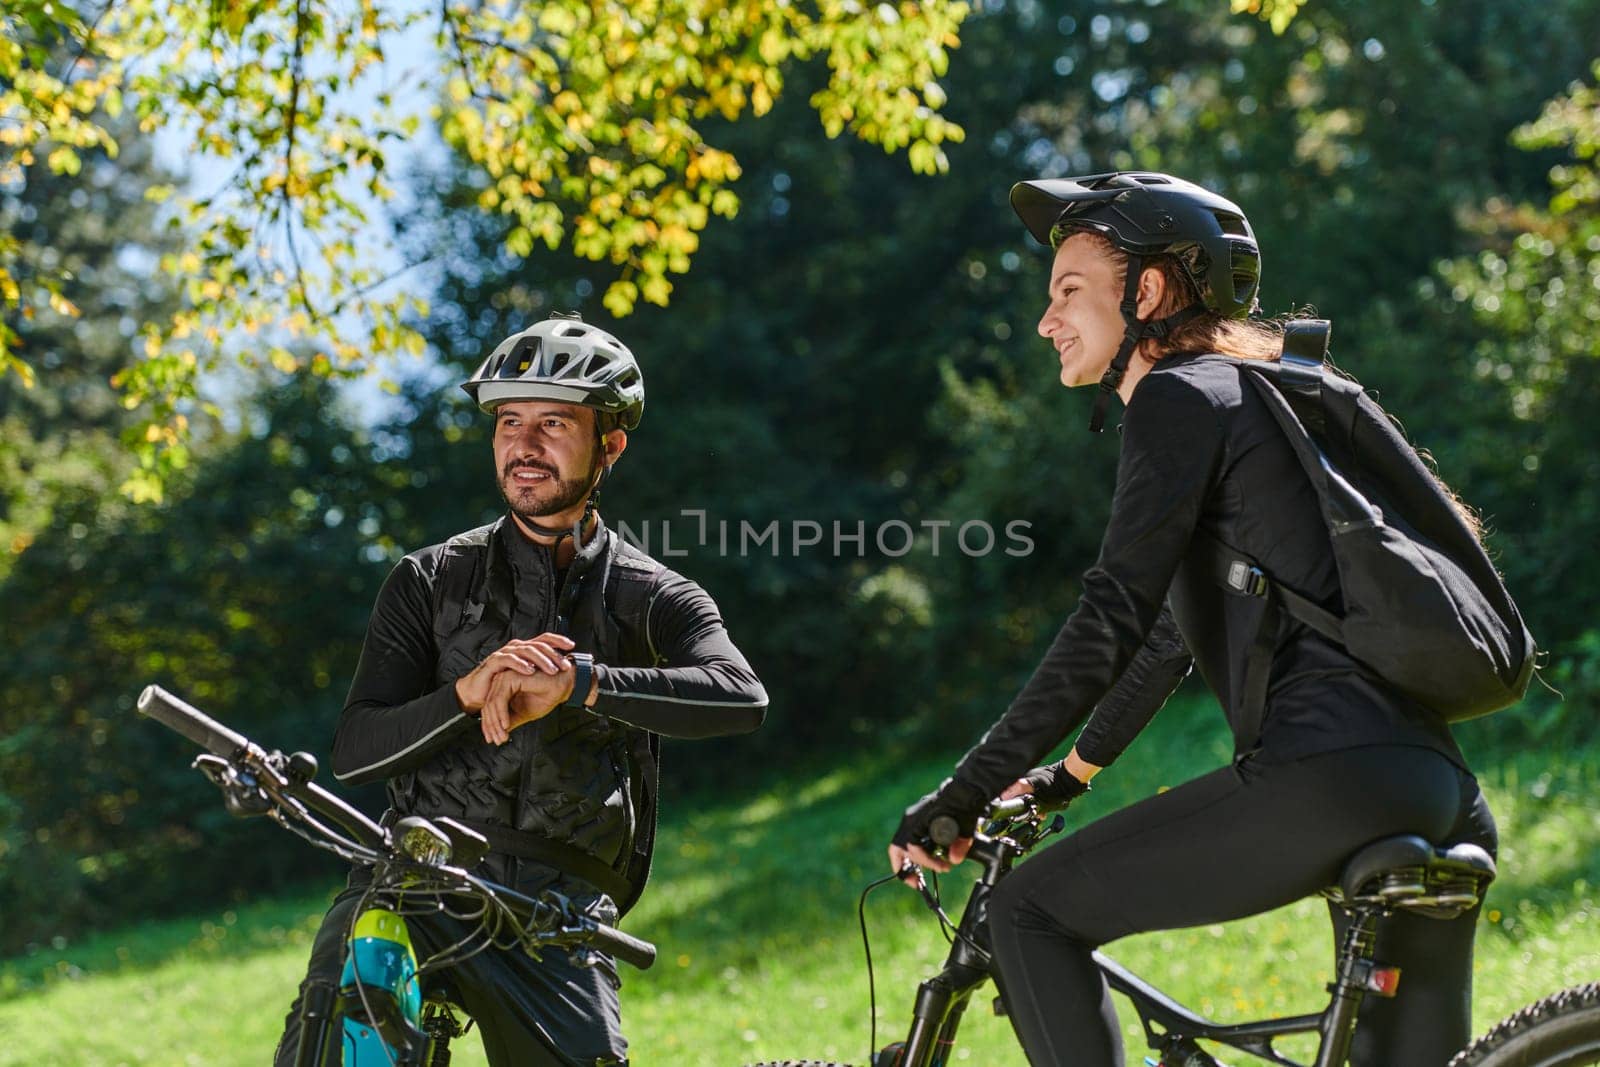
[
  {"x1": 1448, "y1": 983, "x2": 1600, "y2": 1067},
  {"x1": 743, "y1": 1061, "x2": 856, "y2": 1066}
]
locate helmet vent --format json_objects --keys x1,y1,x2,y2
[
  {"x1": 1231, "y1": 248, "x2": 1260, "y2": 306},
  {"x1": 560, "y1": 324, "x2": 586, "y2": 337},
  {"x1": 548, "y1": 352, "x2": 571, "y2": 374},
  {"x1": 1214, "y1": 212, "x2": 1250, "y2": 236}
]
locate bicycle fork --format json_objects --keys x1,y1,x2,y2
[
  {"x1": 894, "y1": 839, "x2": 1020, "y2": 1067},
  {"x1": 896, "y1": 969, "x2": 981, "y2": 1067}
]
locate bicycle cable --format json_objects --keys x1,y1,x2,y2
[{"x1": 858, "y1": 869, "x2": 910, "y2": 1066}]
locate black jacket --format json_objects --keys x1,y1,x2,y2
[
  {"x1": 954, "y1": 354, "x2": 1462, "y2": 797},
  {"x1": 330, "y1": 514, "x2": 766, "y2": 907}
]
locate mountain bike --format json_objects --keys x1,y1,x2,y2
[
  {"x1": 748, "y1": 794, "x2": 1498, "y2": 1067},
  {"x1": 136, "y1": 683, "x2": 656, "y2": 1067}
]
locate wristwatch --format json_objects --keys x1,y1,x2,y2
[{"x1": 564, "y1": 652, "x2": 595, "y2": 711}]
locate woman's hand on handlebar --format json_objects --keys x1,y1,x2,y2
[
  {"x1": 1003, "y1": 749, "x2": 1099, "y2": 809},
  {"x1": 888, "y1": 837, "x2": 972, "y2": 885},
  {"x1": 888, "y1": 777, "x2": 988, "y2": 886},
  {"x1": 999, "y1": 777, "x2": 1035, "y2": 802}
]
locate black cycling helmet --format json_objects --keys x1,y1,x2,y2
[
  {"x1": 1010, "y1": 172, "x2": 1262, "y2": 431},
  {"x1": 461, "y1": 315, "x2": 645, "y2": 431}
]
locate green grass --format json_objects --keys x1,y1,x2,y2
[{"x1": 4, "y1": 700, "x2": 1598, "y2": 1066}]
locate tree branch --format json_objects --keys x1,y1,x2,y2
[
  {"x1": 282, "y1": 0, "x2": 320, "y2": 323},
  {"x1": 54, "y1": 0, "x2": 115, "y2": 87}
]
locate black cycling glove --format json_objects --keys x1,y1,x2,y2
[
  {"x1": 892, "y1": 777, "x2": 990, "y2": 850},
  {"x1": 1021, "y1": 762, "x2": 1091, "y2": 809}
]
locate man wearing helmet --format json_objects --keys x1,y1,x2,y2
[
  {"x1": 889, "y1": 174, "x2": 1494, "y2": 1065},
  {"x1": 275, "y1": 316, "x2": 768, "y2": 1066}
]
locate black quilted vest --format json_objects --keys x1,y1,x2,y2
[{"x1": 388, "y1": 515, "x2": 663, "y2": 915}]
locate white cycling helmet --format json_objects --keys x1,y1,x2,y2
[{"x1": 461, "y1": 315, "x2": 645, "y2": 431}]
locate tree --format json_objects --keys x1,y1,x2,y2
[
  {"x1": 0, "y1": 375, "x2": 394, "y2": 953},
  {"x1": 0, "y1": 0, "x2": 1334, "y2": 498},
  {"x1": 2, "y1": 0, "x2": 975, "y2": 497},
  {"x1": 0, "y1": 114, "x2": 184, "y2": 578},
  {"x1": 1431, "y1": 61, "x2": 1600, "y2": 666}
]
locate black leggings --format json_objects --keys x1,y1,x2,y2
[
  {"x1": 273, "y1": 877, "x2": 628, "y2": 1067},
  {"x1": 987, "y1": 744, "x2": 1496, "y2": 1067}
]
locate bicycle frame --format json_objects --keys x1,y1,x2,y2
[{"x1": 886, "y1": 818, "x2": 1398, "y2": 1067}]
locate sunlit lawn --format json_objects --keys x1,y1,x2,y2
[{"x1": 4, "y1": 699, "x2": 1597, "y2": 1066}]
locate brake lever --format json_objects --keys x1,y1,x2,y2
[
  {"x1": 193, "y1": 754, "x2": 273, "y2": 817},
  {"x1": 895, "y1": 861, "x2": 943, "y2": 911}
]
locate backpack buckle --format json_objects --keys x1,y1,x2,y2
[{"x1": 1227, "y1": 561, "x2": 1268, "y2": 597}]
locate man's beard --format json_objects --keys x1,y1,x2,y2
[{"x1": 499, "y1": 457, "x2": 599, "y2": 523}]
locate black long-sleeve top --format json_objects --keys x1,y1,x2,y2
[
  {"x1": 953, "y1": 353, "x2": 1463, "y2": 798},
  {"x1": 331, "y1": 524, "x2": 767, "y2": 787}
]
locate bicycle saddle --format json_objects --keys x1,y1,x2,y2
[{"x1": 1329, "y1": 834, "x2": 1497, "y2": 919}]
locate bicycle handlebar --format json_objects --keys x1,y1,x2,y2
[
  {"x1": 585, "y1": 919, "x2": 657, "y2": 970},
  {"x1": 140, "y1": 684, "x2": 386, "y2": 848},
  {"x1": 135, "y1": 683, "x2": 656, "y2": 970},
  {"x1": 928, "y1": 795, "x2": 1035, "y2": 848},
  {"x1": 138, "y1": 684, "x2": 253, "y2": 759}
]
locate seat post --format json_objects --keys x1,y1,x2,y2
[{"x1": 1315, "y1": 907, "x2": 1382, "y2": 1067}]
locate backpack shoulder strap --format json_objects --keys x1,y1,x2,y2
[
  {"x1": 596, "y1": 531, "x2": 668, "y2": 917},
  {"x1": 606, "y1": 536, "x2": 669, "y2": 667},
  {"x1": 431, "y1": 522, "x2": 495, "y2": 647},
  {"x1": 1277, "y1": 319, "x2": 1331, "y2": 436}
]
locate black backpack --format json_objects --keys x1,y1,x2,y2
[{"x1": 1197, "y1": 321, "x2": 1537, "y2": 750}]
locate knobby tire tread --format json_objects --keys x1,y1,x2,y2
[{"x1": 1448, "y1": 982, "x2": 1600, "y2": 1067}]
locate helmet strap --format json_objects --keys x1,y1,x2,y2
[
  {"x1": 1086, "y1": 256, "x2": 1207, "y2": 433},
  {"x1": 515, "y1": 455, "x2": 610, "y2": 543},
  {"x1": 1088, "y1": 256, "x2": 1149, "y2": 433},
  {"x1": 517, "y1": 507, "x2": 593, "y2": 543}
]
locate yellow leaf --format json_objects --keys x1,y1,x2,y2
[
  {"x1": 641, "y1": 274, "x2": 671, "y2": 305},
  {"x1": 603, "y1": 279, "x2": 639, "y2": 318},
  {"x1": 120, "y1": 469, "x2": 164, "y2": 504},
  {"x1": 47, "y1": 146, "x2": 82, "y2": 176},
  {"x1": 758, "y1": 29, "x2": 788, "y2": 65}
]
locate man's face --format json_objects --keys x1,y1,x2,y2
[
  {"x1": 1036, "y1": 233, "x2": 1128, "y2": 388},
  {"x1": 492, "y1": 401, "x2": 603, "y2": 523}
]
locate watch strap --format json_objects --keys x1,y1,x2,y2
[{"x1": 565, "y1": 652, "x2": 595, "y2": 710}]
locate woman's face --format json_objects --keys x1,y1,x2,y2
[{"x1": 1035, "y1": 233, "x2": 1132, "y2": 388}]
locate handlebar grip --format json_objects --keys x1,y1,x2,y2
[
  {"x1": 928, "y1": 814, "x2": 960, "y2": 848},
  {"x1": 137, "y1": 685, "x2": 252, "y2": 758},
  {"x1": 588, "y1": 922, "x2": 656, "y2": 971}
]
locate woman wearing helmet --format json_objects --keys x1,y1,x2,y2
[{"x1": 888, "y1": 173, "x2": 1495, "y2": 1065}]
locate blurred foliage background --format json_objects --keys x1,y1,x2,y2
[{"x1": 3, "y1": 0, "x2": 1600, "y2": 960}]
